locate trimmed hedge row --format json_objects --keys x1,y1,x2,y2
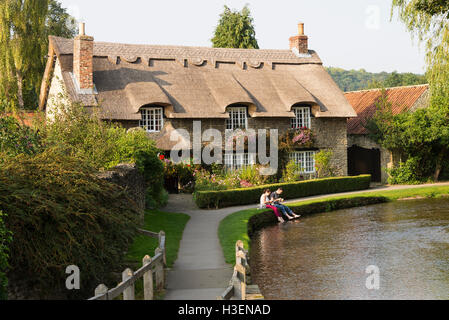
[
  {"x1": 247, "y1": 196, "x2": 388, "y2": 238},
  {"x1": 194, "y1": 175, "x2": 372, "y2": 209}
]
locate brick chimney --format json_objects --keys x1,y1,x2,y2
[
  {"x1": 73, "y1": 22, "x2": 94, "y2": 92},
  {"x1": 289, "y1": 22, "x2": 309, "y2": 55}
]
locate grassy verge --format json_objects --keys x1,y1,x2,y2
[
  {"x1": 218, "y1": 185, "x2": 449, "y2": 265},
  {"x1": 124, "y1": 210, "x2": 190, "y2": 300}
]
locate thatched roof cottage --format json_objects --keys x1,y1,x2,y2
[{"x1": 39, "y1": 23, "x2": 357, "y2": 176}]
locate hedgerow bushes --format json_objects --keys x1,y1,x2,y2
[
  {"x1": 0, "y1": 150, "x2": 141, "y2": 299},
  {"x1": 0, "y1": 210, "x2": 12, "y2": 300},
  {"x1": 194, "y1": 175, "x2": 372, "y2": 208},
  {"x1": 41, "y1": 101, "x2": 166, "y2": 208}
]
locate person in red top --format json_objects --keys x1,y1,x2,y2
[{"x1": 260, "y1": 189, "x2": 285, "y2": 223}]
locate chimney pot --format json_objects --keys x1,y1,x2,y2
[
  {"x1": 79, "y1": 22, "x2": 85, "y2": 36},
  {"x1": 289, "y1": 22, "x2": 308, "y2": 55},
  {"x1": 298, "y1": 23, "x2": 304, "y2": 35}
]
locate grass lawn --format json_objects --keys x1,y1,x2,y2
[
  {"x1": 123, "y1": 210, "x2": 190, "y2": 300},
  {"x1": 218, "y1": 185, "x2": 449, "y2": 265}
]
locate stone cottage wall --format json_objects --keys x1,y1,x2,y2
[{"x1": 118, "y1": 116, "x2": 350, "y2": 177}]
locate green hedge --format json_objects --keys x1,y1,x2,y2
[
  {"x1": 195, "y1": 175, "x2": 372, "y2": 209},
  {"x1": 0, "y1": 150, "x2": 141, "y2": 299},
  {"x1": 0, "y1": 210, "x2": 12, "y2": 300}
]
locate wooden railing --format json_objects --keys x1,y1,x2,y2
[
  {"x1": 219, "y1": 240, "x2": 264, "y2": 300},
  {"x1": 88, "y1": 229, "x2": 166, "y2": 300}
]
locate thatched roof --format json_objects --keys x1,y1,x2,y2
[
  {"x1": 40, "y1": 36, "x2": 357, "y2": 120},
  {"x1": 346, "y1": 84, "x2": 430, "y2": 135}
]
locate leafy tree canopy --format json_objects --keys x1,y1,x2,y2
[
  {"x1": 0, "y1": 0, "x2": 77, "y2": 112},
  {"x1": 326, "y1": 67, "x2": 427, "y2": 92},
  {"x1": 212, "y1": 5, "x2": 259, "y2": 49}
]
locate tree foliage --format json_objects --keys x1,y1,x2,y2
[
  {"x1": 366, "y1": 88, "x2": 448, "y2": 183},
  {"x1": 0, "y1": 0, "x2": 76, "y2": 111},
  {"x1": 367, "y1": 0, "x2": 449, "y2": 182},
  {"x1": 0, "y1": 210, "x2": 12, "y2": 300},
  {"x1": 326, "y1": 67, "x2": 427, "y2": 92},
  {"x1": 212, "y1": 5, "x2": 259, "y2": 49},
  {"x1": 0, "y1": 150, "x2": 141, "y2": 299}
]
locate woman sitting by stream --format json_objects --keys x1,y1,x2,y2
[{"x1": 260, "y1": 189, "x2": 285, "y2": 223}]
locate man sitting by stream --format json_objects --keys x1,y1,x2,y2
[{"x1": 270, "y1": 188, "x2": 301, "y2": 220}]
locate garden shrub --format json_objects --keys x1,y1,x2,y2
[
  {"x1": 281, "y1": 159, "x2": 302, "y2": 182},
  {"x1": 315, "y1": 149, "x2": 337, "y2": 178},
  {"x1": 194, "y1": 175, "x2": 372, "y2": 209},
  {"x1": 41, "y1": 101, "x2": 166, "y2": 208},
  {"x1": 0, "y1": 150, "x2": 141, "y2": 299},
  {"x1": 0, "y1": 210, "x2": 12, "y2": 300},
  {"x1": 0, "y1": 116, "x2": 43, "y2": 157},
  {"x1": 387, "y1": 157, "x2": 424, "y2": 185}
]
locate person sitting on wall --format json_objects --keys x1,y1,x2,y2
[
  {"x1": 260, "y1": 189, "x2": 285, "y2": 223},
  {"x1": 270, "y1": 188, "x2": 301, "y2": 220}
]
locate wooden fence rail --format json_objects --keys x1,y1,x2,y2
[
  {"x1": 88, "y1": 229, "x2": 166, "y2": 301},
  {"x1": 218, "y1": 240, "x2": 264, "y2": 300}
]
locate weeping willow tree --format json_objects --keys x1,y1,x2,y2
[
  {"x1": 211, "y1": 5, "x2": 259, "y2": 49},
  {"x1": 366, "y1": 1, "x2": 449, "y2": 181},
  {"x1": 0, "y1": 0, "x2": 76, "y2": 112},
  {"x1": 0, "y1": 0, "x2": 48, "y2": 111},
  {"x1": 392, "y1": 0, "x2": 448, "y2": 94}
]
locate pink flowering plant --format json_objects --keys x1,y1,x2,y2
[
  {"x1": 291, "y1": 127, "x2": 315, "y2": 148},
  {"x1": 279, "y1": 127, "x2": 315, "y2": 151}
]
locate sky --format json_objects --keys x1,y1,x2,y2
[{"x1": 58, "y1": 0, "x2": 427, "y2": 74}]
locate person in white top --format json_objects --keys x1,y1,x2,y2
[{"x1": 260, "y1": 189, "x2": 285, "y2": 223}]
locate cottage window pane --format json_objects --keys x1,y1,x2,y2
[
  {"x1": 224, "y1": 152, "x2": 256, "y2": 172},
  {"x1": 226, "y1": 107, "x2": 248, "y2": 130},
  {"x1": 289, "y1": 151, "x2": 316, "y2": 174},
  {"x1": 292, "y1": 107, "x2": 311, "y2": 129},
  {"x1": 140, "y1": 107, "x2": 164, "y2": 132}
]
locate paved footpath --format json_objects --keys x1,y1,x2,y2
[{"x1": 162, "y1": 182, "x2": 449, "y2": 300}]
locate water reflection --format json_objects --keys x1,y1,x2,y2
[{"x1": 250, "y1": 198, "x2": 449, "y2": 300}]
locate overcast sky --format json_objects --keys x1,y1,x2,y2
[{"x1": 58, "y1": 0, "x2": 426, "y2": 74}]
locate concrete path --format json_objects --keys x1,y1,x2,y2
[{"x1": 162, "y1": 181, "x2": 449, "y2": 300}]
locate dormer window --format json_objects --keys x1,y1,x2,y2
[
  {"x1": 226, "y1": 106, "x2": 248, "y2": 130},
  {"x1": 139, "y1": 107, "x2": 164, "y2": 132},
  {"x1": 291, "y1": 106, "x2": 311, "y2": 129}
]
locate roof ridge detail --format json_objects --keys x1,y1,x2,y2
[
  {"x1": 49, "y1": 36, "x2": 323, "y2": 65},
  {"x1": 345, "y1": 83, "x2": 429, "y2": 94}
]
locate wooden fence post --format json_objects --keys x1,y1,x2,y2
[
  {"x1": 154, "y1": 248, "x2": 165, "y2": 291},
  {"x1": 159, "y1": 231, "x2": 167, "y2": 266},
  {"x1": 233, "y1": 263, "x2": 246, "y2": 300},
  {"x1": 122, "y1": 268, "x2": 135, "y2": 300},
  {"x1": 94, "y1": 284, "x2": 108, "y2": 300},
  {"x1": 142, "y1": 255, "x2": 154, "y2": 301}
]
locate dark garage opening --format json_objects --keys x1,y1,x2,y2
[{"x1": 348, "y1": 145, "x2": 381, "y2": 182}]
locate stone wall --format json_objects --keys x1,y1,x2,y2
[
  {"x1": 118, "y1": 116, "x2": 350, "y2": 177},
  {"x1": 97, "y1": 163, "x2": 146, "y2": 223}
]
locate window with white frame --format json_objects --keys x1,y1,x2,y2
[
  {"x1": 289, "y1": 151, "x2": 316, "y2": 174},
  {"x1": 226, "y1": 106, "x2": 248, "y2": 130},
  {"x1": 291, "y1": 106, "x2": 311, "y2": 129},
  {"x1": 224, "y1": 153, "x2": 256, "y2": 171},
  {"x1": 139, "y1": 107, "x2": 164, "y2": 132}
]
